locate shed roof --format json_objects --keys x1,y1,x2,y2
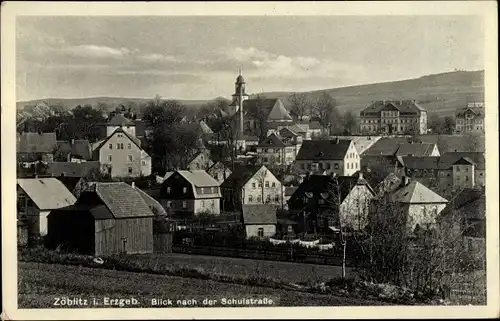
[
  {"x1": 242, "y1": 204, "x2": 278, "y2": 224},
  {"x1": 17, "y1": 178, "x2": 77, "y2": 210},
  {"x1": 94, "y1": 182, "x2": 155, "y2": 218}
]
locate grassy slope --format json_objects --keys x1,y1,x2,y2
[
  {"x1": 124, "y1": 252, "x2": 352, "y2": 284},
  {"x1": 17, "y1": 70, "x2": 484, "y2": 117},
  {"x1": 18, "y1": 262, "x2": 386, "y2": 308}
]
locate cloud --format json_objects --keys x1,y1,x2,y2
[
  {"x1": 62, "y1": 45, "x2": 134, "y2": 58},
  {"x1": 223, "y1": 47, "x2": 365, "y2": 81}
]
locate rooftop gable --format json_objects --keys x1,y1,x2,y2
[
  {"x1": 107, "y1": 113, "x2": 135, "y2": 127},
  {"x1": 390, "y1": 181, "x2": 448, "y2": 204},
  {"x1": 266, "y1": 99, "x2": 293, "y2": 121},
  {"x1": 17, "y1": 178, "x2": 77, "y2": 210},
  {"x1": 94, "y1": 182, "x2": 154, "y2": 218}
]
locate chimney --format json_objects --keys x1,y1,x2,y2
[
  {"x1": 334, "y1": 137, "x2": 340, "y2": 144},
  {"x1": 357, "y1": 172, "x2": 363, "y2": 180}
]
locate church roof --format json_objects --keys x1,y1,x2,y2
[{"x1": 267, "y1": 99, "x2": 293, "y2": 121}]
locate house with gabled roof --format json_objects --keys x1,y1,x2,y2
[
  {"x1": 91, "y1": 127, "x2": 151, "y2": 178},
  {"x1": 159, "y1": 170, "x2": 222, "y2": 216},
  {"x1": 17, "y1": 178, "x2": 77, "y2": 240},
  {"x1": 17, "y1": 132, "x2": 57, "y2": 163},
  {"x1": 438, "y1": 188, "x2": 485, "y2": 264},
  {"x1": 455, "y1": 102, "x2": 484, "y2": 133},
  {"x1": 221, "y1": 165, "x2": 283, "y2": 211},
  {"x1": 242, "y1": 204, "x2": 278, "y2": 239},
  {"x1": 255, "y1": 133, "x2": 298, "y2": 166},
  {"x1": 186, "y1": 149, "x2": 214, "y2": 171},
  {"x1": 288, "y1": 173, "x2": 375, "y2": 232},
  {"x1": 207, "y1": 161, "x2": 232, "y2": 184},
  {"x1": 106, "y1": 113, "x2": 136, "y2": 137},
  {"x1": 293, "y1": 139, "x2": 360, "y2": 176},
  {"x1": 359, "y1": 100, "x2": 428, "y2": 134},
  {"x1": 47, "y1": 182, "x2": 155, "y2": 256},
  {"x1": 389, "y1": 178, "x2": 448, "y2": 232}
]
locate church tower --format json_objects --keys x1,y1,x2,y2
[{"x1": 229, "y1": 69, "x2": 249, "y2": 134}]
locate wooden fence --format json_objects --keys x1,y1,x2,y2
[{"x1": 172, "y1": 245, "x2": 352, "y2": 267}]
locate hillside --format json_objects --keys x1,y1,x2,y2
[
  {"x1": 252, "y1": 70, "x2": 484, "y2": 117},
  {"x1": 17, "y1": 70, "x2": 484, "y2": 117}
]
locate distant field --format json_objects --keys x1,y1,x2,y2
[{"x1": 18, "y1": 262, "x2": 385, "y2": 308}]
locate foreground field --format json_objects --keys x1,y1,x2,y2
[
  {"x1": 128, "y1": 252, "x2": 352, "y2": 284},
  {"x1": 19, "y1": 262, "x2": 386, "y2": 308}
]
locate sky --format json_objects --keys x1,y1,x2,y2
[{"x1": 16, "y1": 15, "x2": 484, "y2": 102}]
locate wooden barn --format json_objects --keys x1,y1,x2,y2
[{"x1": 47, "y1": 182, "x2": 155, "y2": 256}]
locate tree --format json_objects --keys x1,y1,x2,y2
[
  {"x1": 247, "y1": 94, "x2": 270, "y2": 140},
  {"x1": 312, "y1": 93, "x2": 342, "y2": 135},
  {"x1": 342, "y1": 110, "x2": 358, "y2": 135},
  {"x1": 288, "y1": 93, "x2": 309, "y2": 121},
  {"x1": 72, "y1": 104, "x2": 106, "y2": 142}
]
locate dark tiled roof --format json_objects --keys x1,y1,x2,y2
[
  {"x1": 242, "y1": 204, "x2": 278, "y2": 224},
  {"x1": 456, "y1": 107, "x2": 484, "y2": 117},
  {"x1": 50, "y1": 203, "x2": 114, "y2": 220},
  {"x1": 46, "y1": 161, "x2": 101, "y2": 178},
  {"x1": 135, "y1": 186, "x2": 167, "y2": 216},
  {"x1": 290, "y1": 175, "x2": 364, "y2": 205},
  {"x1": 17, "y1": 132, "x2": 57, "y2": 154},
  {"x1": 360, "y1": 100, "x2": 425, "y2": 115},
  {"x1": 257, "y1": 133, "x2": 289, "y2": 147},
  {"x1": 71, "y1": 140, "x2": 92, "y2": 160},
  {"x1": 93, "y1": 127, "x2": 143, "y2": 152},
  {"x1": 135, "y1": 119, "x2": 146, "y2": 137},
  {"x1": 95, "y1": 182, "x2": 155, "y2": 218},
  {"x1": 107, "y1": 113, "x2": 135, "y2": 126},
  {"x1": 401, "y1": 156, "x2": 440, "y2": 170},
  {"x1": 438, "y1": 152, "x2": 485, "y2": 170},
  {"x1": 362, "y1": 137, "x2": 415, "y2": 156},
  {"x1": 279, "y1": 127, "x2": 298, "y2": 138},
  {"x1": 295, "y1": 139, "x2": 351, "y2": 160},
  {"x1": 285, "y1": 186, "x2": 298, "y2": 196},
  {"x1": 395, "y1": 143, "x2": 437, "y2": 157},
  {"x1": 56, "y1": 141, "x2": 72, "y2": 156},
  {"x1": 221, "y1": 165, "x2": 262, "y2": 190},
  {"x1": 416, "y1": 134, "x2": 485, "y2": 153},
  {"x1": 440, "y1": 188, "x2": 485, "y2": 220}
]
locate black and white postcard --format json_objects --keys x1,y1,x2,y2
[{"x1": 2, "y1": 1, "x2": 498, "y2": 320}]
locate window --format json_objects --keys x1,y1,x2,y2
[
  {"x1": 210, "y1": 187, "x2": 215, "y2": 193},
  {"x1": 211, "y1": 200, "x2": 215, "y2": 207},
  {"x1": 456, "y1": 167, "x2": 460, "y2": 172},
  {"x1": 301, "y1": 163, "x2": 305, "y2": 169},
  {"x1": 128, "y1": 155, "x2": 133, "y2": 162},
  {"x1": 109, "y1": 143, "x2": 113, "y2": 149},
  {"x1": 108, "y1": 155, "x2": 112, "y2": 162},
  {"x1": 201, "y1": 200, "x2": 205, "y2": 207},
  {"x1": 465, "y1": 167, "x2": 469, "y2": 172},
  {"x1": 249, "y1": 195, "x2": 253, "y2": 202},
  {"x1": 326, "y1": 163, "x2": 331, "y2": 169},
  {"x1": 266, "y1": 195, "x2": 271, "y2": 202},
  {"x1": 166, "y1": 201, "x2": 172, "y2": 208},
  {"x1": 257, "y1": 195, "x2": 262, "y2": 202},
  {"x1": 318, "y1": 199, "x2": 325, "y2": 205},
  {"x1": 258, "y1": 228, "x2": 264, "y2": 237},
  {"x1": 182, "y1": 201, "x2": 187, "y2": 209},
  {"x1": 265, "y1": 181, "x2": 269, "y2": 188},
  {"x1": 334, "y1": 163, "x2": 339, "y2": 169},
  {"x1": 258, "y1": 182, "x2": 262, "y2": 188},
  {"x1": 183, "y1": 187, "x2": 187, "y2": 194},
  {"x1": 167, "y1": 187, "x2": 172, "y2": 194},
  {"x1": 142, "y1": 160, "x2": 146, "y2": 166},
  {"x1": 128, "y1": 143, "x2": 131, "y2": 149},
  {"x1": 252, "y1": 183, "x2": 256, "y2": 189},
  {"x1": 465, "y1": 176, "x2": 469, "y2": 181},
  {"x1": 274, "y1": 195, "x2": 279, "y2": 202},
  {"x1": 17, "y1": 194, "x2": 26, "y2": 212},
  {"x1": 128, "y1": 167, "x2": 133, "y2": 174},
  {"x1": 287, "y1": 225, "x2": 293, "y2": 233},
  {"x1": 272, "y1": 182, "x2": 276, "y2": 187}
]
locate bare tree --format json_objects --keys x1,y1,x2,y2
[
  {"x1": 312, "y1": 93, "x2": 342, "y2": 135},
  {"x1": 288, "y1": 93, "x2": 308, "y2": 121}
]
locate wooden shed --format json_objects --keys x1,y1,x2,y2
[{"x1": 47, "y1": 182, "x2": 154, "y2": 256}]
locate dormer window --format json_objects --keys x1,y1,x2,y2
[{"x1": 183, "y1": 187, "x2": 187, "y2": 194}]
